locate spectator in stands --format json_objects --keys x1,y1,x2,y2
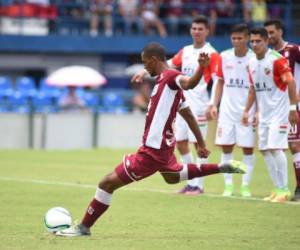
[
  {"x1": 251, "y1": 0, "x2": 268, "y2": 27},
  {"x1": 215, "y1": 0, "x2": 236, "y2": 35},
  {"x1": 185, "y1": 0, "x2": 217, "y2": 36},
  {"x1": 242, "y1": 0, "x2": 252, "y2": 25},
  {"x1": 117, "y1": 0, "x2": 141, "y2": 34},
  {"x1": 59, "y1": 86, "x2": 86, "y2": 112},
  {"x1": 242, "y1": 0, "x2": 268, "y2": 27},
  {"x1": 266, "y1": 0, "x2": 284, "y2": 19},
  {"x1": 90, "y1": 0, "x2": 114, "y2": 37},
  {"x1": 163, "y1": 0, "x2": 186, "y2": 35},
  {"x1": 141, "y1": 0, "x2": 167, "y2": 37}
]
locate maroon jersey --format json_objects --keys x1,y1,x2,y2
[
  {"x1": 142, "y1": 69, "x2": 186, "y2": 151},
  {"x1": 279, "y1": 42, "x2": 300, "y2": 142},
  {"x1": 278, "y1": 42, "x2": 300, "y2": 77}
]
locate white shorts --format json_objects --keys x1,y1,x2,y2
[
  {"x1": 175, "y1": 114, "x2": 208, "y2": 143},
  {"x1": 215, "y1": 121, "x2": 256, "y2": 148},
  {"x1": 258, "y1": 124, "x2": 289, "y2": 150}
]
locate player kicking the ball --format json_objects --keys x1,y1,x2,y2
[{"x1": 56, "y1": 42, "x2": 246, "y2": 237}]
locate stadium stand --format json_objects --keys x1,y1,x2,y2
[{"x1": 0, "y1": 0, "x2": 297, "y2": 114}]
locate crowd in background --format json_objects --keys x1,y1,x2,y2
[{"x1": 0, "y1": 0, "x2": 287, "y2": 37}]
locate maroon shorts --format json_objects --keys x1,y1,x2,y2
[
  {"x1": 115, "y1": 146, "x2": 182, "y2": 184},
  {"x1": 288, "y1": 110, "x2": 300, "y2": 142}
]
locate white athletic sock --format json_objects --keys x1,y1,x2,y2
[
  {"x1": 242, "y1": 154, "x2": 255, "y2": 186},
  {"x1": 95, "y1": 187, "x2": 112, "y2": 205},
  {"x1": 179, "y1": 164, "x2": 188, "y2": 181},
  {"x1": 262, "y1": 151, "x2": 280, "y2": 188},
  {"x1": 272, "y1": 150, "x2": 288, "y2": 189},
  {"x1": 187, "y1": 157, "x2": 207, "y2": 188},
  {"x1": 221, "y1": 153, "x2": 233, "y2": 185},
  {"x1": 180, "y1": 152, "x2": 197, "y2": 186},
  {"x1": 180, "y1": 152, "x2": 193, "y2": 164}
]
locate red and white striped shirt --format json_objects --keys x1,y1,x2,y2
[{"x1": 143, "y1": 69, "x2": 187, "y2": 151}]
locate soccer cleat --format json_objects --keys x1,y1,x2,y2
[
  {"x1": 291, "y1": 187, "x2": 300, "y2": 201},
  {"x1": 219, "y1": 160, "x2": 246, "y2": 174},
  {"x1": 263, "y1": 191, "x2": 277, "y2": 201},
  {"x1": 240, "y1": 185, "x2": 251, "y2": 198},
  {"x1": 55, "y1": 224, "x2": 91, "y2": 237},
  {"x1": 271, "y1": 194, "x2": 289, "y2": 203},
  {"x1": 185, "y1": 186, "x2": 204, "y2": 196},
  {"x1": 222, "y1": 184, "x2": 234, "y2": 197},
  {"x1": 177, "y1": 185, "x2": 203, "y2": 195},
  {"x1": 177, "y1": 185, "x2": 193, "y2": 194}
]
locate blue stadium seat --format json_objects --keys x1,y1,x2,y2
[
  {"x1": 16, "y1": 76, "x2": 37, "y2": 97},
  {"x1": 32, "y1": 92, "x2": 57, "y2": 113},
  {"x1": 83, "y1": 92, "x2": 99, "y2": 111},
  {"x1": 8, "y1": 92, "x2": 30, "y2": 113},
  {"x1": 39, "y1": 78, "x2": 65, "y2": 98},
  {"x1": 0, "y1": 95, "x2": 8, "y2": 113},
  {"x1": 0, "y1": 76, "x2": 14, "y2": 98},
  {"x1": 101, "y1": 91, "x2": 128, "y2": 113}
]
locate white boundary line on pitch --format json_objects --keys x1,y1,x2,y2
[{"x1": 0, "y1": 176, "x2": 299, "y2": 206}]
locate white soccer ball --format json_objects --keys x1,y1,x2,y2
[{"x1": 44, "y1": 207, "x2": 72, "y2": 233}]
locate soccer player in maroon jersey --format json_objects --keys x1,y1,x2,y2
[
  {"x1": 55, "y1": 42, "x2": 246, "y2": 237},
  {"x1": 265, "y1": 19, "x2": 300, "y2": 201}
]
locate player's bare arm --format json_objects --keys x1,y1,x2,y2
[
  {"x1": 283, "y1": 72, "x2": 299, "y2": 126},
  {"x1": 207, "y1": 78, "x2": 224, "y2": 120},
  {"x1": 178, "y1": 53, "x2": 210, "y2": 90},
  {"x1": 179, "y1": 106, "x2": 210, "y2": 158},
  {"x1": 131, "y1": 69, "x2": 149, "y2": 83},
  {"x1": 242, "y1": 84, "x2": 256, "y2": 126}
]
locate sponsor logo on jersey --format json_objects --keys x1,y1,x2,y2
[
  {"x1": 225, "y1": 64, "x2": 234, "y2": 69},
  {"x1": 264, "y1": 68, "x2": 271, "y2": 75}
]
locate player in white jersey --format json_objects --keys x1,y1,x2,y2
[
  {"x1": 264, "y1": 19, "x2": 300, "y2": 201},
  {"x1": 132, "y1": 15, "x2": 220, "y2": 195},
  {"x1": 208, "y1": 24, "x2": 256, "y2": 197},
  {"x1": 168, "y1": 15, "x2": 220, "y2": 195},
  {"x1": 242, "y1": 27, "x2": 299, "y2": 203}
]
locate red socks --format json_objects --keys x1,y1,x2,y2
[
  {"x1": 81, "y1": 199, "x2": 109, "y2": 228},
  {"x1": 187, "y1": 163, "x2": 220, "y2": 179}
]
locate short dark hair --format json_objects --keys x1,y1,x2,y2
[
  {"x1": 142, "y1": 42, "x2": 166, "y2": 61},
  {"x1": 192, "y1": 15, "x2": 208, "y2": 28},
  {"x1": 250, "y1": 27, "x2": 268, "y2": 39},
  {"x1": 264, "y1": 19, "x2": 284, "y2": 30},
  {"x1": 230, "y1": 23, "x2": 249, "y2": 35}
]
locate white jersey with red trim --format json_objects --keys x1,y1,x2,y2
[
  {"x1": 168, "y1": 42, "x2": 219, "y2": 115},
  {"x1": 218, "y1": 48, "x2": 255, "y2": 123},
  {"x1": 248, "y1": 49, "x2": 291, "y2": 126}
]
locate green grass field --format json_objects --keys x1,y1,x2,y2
[{"x1": 0, "y1": 148, "x2": 300, "y2": 250}]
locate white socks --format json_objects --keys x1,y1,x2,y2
[
  {"x1": 262, "y1": 151, "x2": 280, "y2": 188},
  {"x1": 95, "y1": 188, "x2": 112, "y2": 205},
  {"x1": 179, "y1": 164, "x2": 189, "y2": 181},
  {"x1": 181, "y1": 152, "x2": 205, "y2": 189},
  {"x1": 242, "y1": 154, "x2": 255, "y2": 186},
  {"x1": 272, "y1": 150, "x2": 288, "y2": 188},
  {"x1": 186, "y1": 157, "x2": 207, "y2": 188},
  {"x1": 222, "y1": 153, "x2": 233, "y2": 185}
]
